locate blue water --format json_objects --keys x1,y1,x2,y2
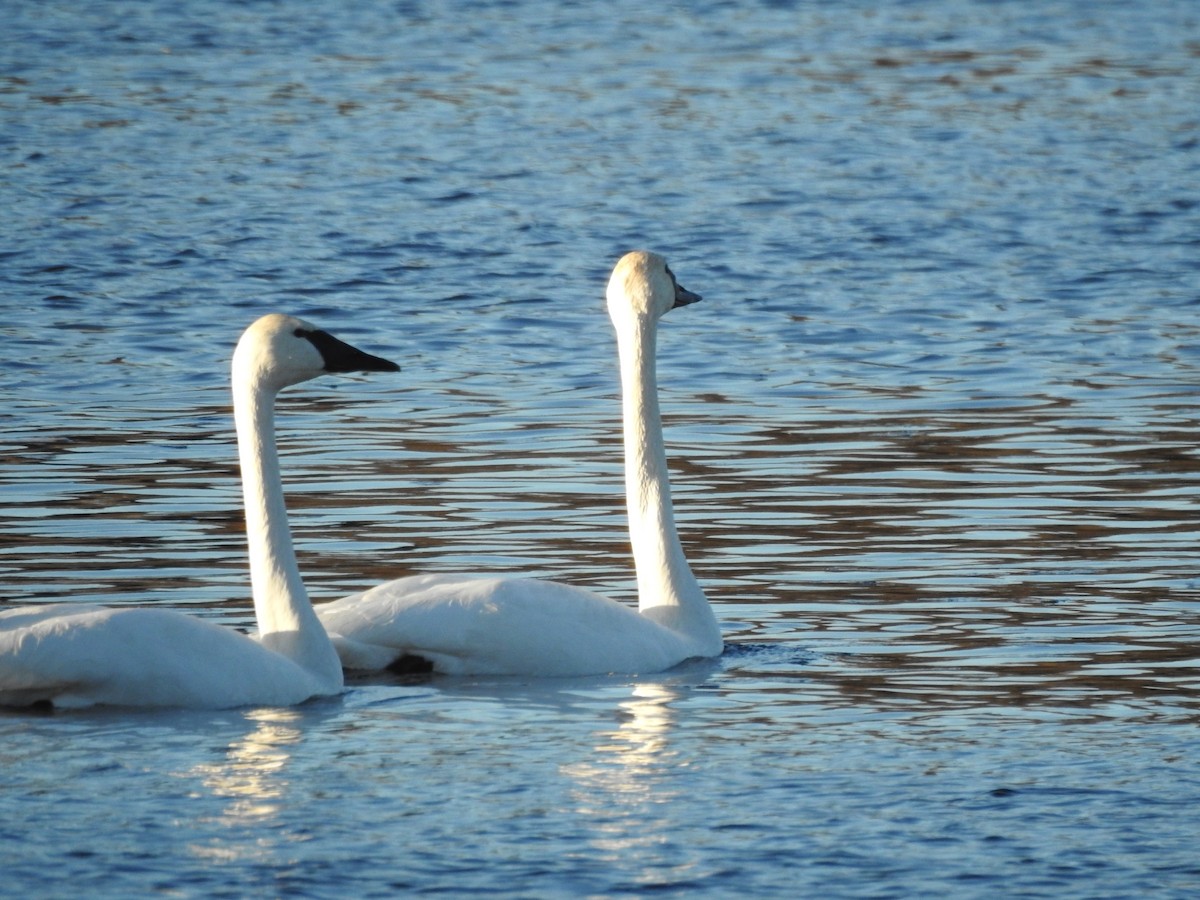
[{"x1": 3, "y1": 0, "x2": 1200, "y2": 896}]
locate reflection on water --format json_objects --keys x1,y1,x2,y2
[
  {"x1": 187, "y1": 708, "x2": 304, "y2": 863},
  {"x1": 564, "y1": 684, "x2": 681, "y2": 855}
]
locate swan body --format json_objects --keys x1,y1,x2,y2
[
  {"x1": 0, "y1": 604, "x2": 336, "y2": 710},
  {"x1": 0, "y1": 314, "x2": 399, "y2": 709},
  {"x1": 327, "y1": 574, "x2": 702, "y2": 676},
  {"x1": 319, "y1": 251, "x2": 723, "y2": 676}
]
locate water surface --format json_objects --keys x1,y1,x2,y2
[{"x1": 2, "y1": 0, "x2": 1199, "y2": 896}]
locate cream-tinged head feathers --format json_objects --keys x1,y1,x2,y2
[
  {"x1": 232, "y1": 313, "x2": 399, "y2": 393},
  {"x1": 606, "y1": 251, "x2": 701, "y2": 326}
]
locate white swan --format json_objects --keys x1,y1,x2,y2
[
  {"x1": 318, "y1": 251, "x2": 723, "y2": 676},
  {"x1": 0, "y1": 314, "x2": 399, "y2": 709}
]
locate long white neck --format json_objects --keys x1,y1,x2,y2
[
  {"x1": 618, "y1": 316, "x2": 721, "y2": 652},
  {"x1": 234, "y1": 383, "x2": 343, "y2": 686}
]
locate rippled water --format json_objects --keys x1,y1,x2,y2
[{"x1": 3, "y1": 0, "x2": 1200, "y2": 896}]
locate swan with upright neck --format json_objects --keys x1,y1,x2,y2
[
  {"x1": 0, "y1": 314, "x2": 398, "y2": 709},
  {"x1": 318, "y1": 251, "x2": 723, "y2": 676}
]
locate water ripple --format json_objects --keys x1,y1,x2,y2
[{"x1": 3, "y1": 0, "x2": 1200, "y2": 896}]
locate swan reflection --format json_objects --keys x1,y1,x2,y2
[
  {"x1": 187, "y1": 708, "x2": 303, "y2": 862},
  {"x1": 563, "y1": 683, "x2": 685, "y2": 855}
]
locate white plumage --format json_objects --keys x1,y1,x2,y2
[
  {"x1": 319, "y1": 251, "x2": 723, "y2": 676},
  {"x1": 0, "y1": 314, "x2": 398, "y2": 709}
]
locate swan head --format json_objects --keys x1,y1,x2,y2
[
  {"x1": 233, "y1": 313, "x2": 399, "y2": 392},
  {"x1": 606, "y1": 250, "x2": 701, "y2": 327}
]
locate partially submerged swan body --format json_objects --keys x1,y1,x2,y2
[
  {"x1": 319, "y1": 251, "x2": 722, "y2": 676},
  {"x1": 0, "y1": 314, "x2": 398, "y2": 709}
]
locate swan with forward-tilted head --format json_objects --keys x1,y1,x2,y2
[
  {"x1": 0, "y1": 314, "x2": 398, "y2": 709},
  {"x1": 318, "y1": 251, "x2": 723, "y2": 676}
]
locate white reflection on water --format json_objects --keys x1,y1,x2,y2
[
  {"x1": 562, "y1": 683, "x2": 684, "y2": 861},
  {"x1": 186, "y1": 708, "x2": 304, "y2": 862}
]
